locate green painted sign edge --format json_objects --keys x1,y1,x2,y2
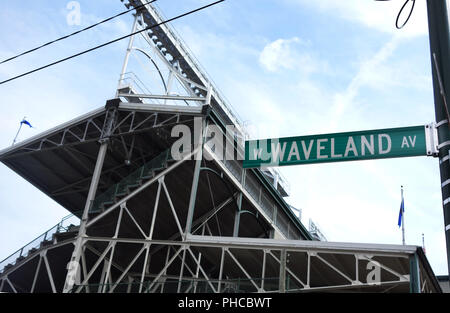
[{"x1": 243, "y1": 125, "x2": 427, "y2": 169}]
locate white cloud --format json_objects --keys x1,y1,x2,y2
[
  {"x1": 256, "y1": 33, "x2": 425, "y2": 136},
  {"x1": 232, "y1": 82, "x2": 287, "y2": 139},
  {"x1": 260, "y1": 37, "x2": 301, "y2": 71},
  {"x1": 259, "y1": 37, "x2": 326, "y2": 74},
  {"x1": 176, "y1": 24, "x2": 261, "y2": 62},
  {"x1": 324, "y1": 36, "x2": 401, "y2": 132},
  {"x1": 289, "y1": 0, "x2": 429, "y2": 37}
]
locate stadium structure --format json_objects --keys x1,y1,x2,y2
[{"x1": 0, "y1": 1, "x2": 442, "y2": 293}]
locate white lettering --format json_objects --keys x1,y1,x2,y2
[
  {"x1": 408, "y1": 136, "x2": 416, "y2": 147},
  {"x1": 361, "y1": 135, "x2": 375, "y2": 156},
  {"x1": 271, "y1": 141, "x2": 287, "y2": 163},
  {"x1": 379, "y1": 134, "x2": 392, "y2": 154},
  {"x1": 344, "y1": 136, "x2": 358, "y2": 157},
  {"x1": 301, "y1": 140, "x2": 314, "y2": 160},
  {"x1": 287, "y1": 142, "x2": 300, "y2": 161},
  {"x1": 253, "y1": 148, "x2": 263, "y2": 160},
  {"x1": 178, "y1": 297, "x2": 212, "y2": 310},
  {"x1": 222, "y1": 298, "x2": 272, "y2": 308},
  {"x1": 171, "y1": 124, "x2": 191, "y2": 161},
  {"x1": 205, "y1": 124, "x2": 223, "y2": 161},
  {"x1": 317, "y1": 139, "x2": 328, "y2": 159},
  {"x1": 331, "y1": 138, "x2": 342, "y2": 158},
  {"x1": 66, "y1": 1, "x2": 81, "y2": 26},
  {"x1": 366, "y1": 261, "x2": 381, "y2": 285},
  {"x1": 401, "y1": 136, "x2": 409, "y2": 148}
]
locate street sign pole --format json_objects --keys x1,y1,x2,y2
[{"x1": 426, "y1": 0, "x2": 450, "y2": 278}]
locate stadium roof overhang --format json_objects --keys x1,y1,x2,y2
[
  {"x1": 181, "y1": 235, "x2": 442, "y2": 293},
  {"x1": 0, "y1": 101, "x2": 312, "y2": 240},
  {"x1": 0, "y1": 102, "x2": 442, "y2": 293},
  {"x1": 1, "y1": 232, "x2": 441, "y2": 293},
  {"x1": 0, "y1": 102, "x2": 204, "y2": 217}
]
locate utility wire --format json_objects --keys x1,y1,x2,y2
[
  {"x1": 0, "y1": 0, "x2": 158, "y2": 65},
  {"x1": 375, "y1": 0, "x2": 416, "y2": 29},
  {"x1": 0, "y1": 0, "x2": 225, "y2": 85},
  {"x1": 396, "y1": 0, "x2": 415, "y2": 29}
]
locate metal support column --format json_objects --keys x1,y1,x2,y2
[
  {"x1": 177, "y1": 246, "x2": 187, "y2": 293},
  {"x1": 279, "y1": 249, "x2": 287, "y2": 293},
  {"x1": 165, "y1": 70, "x2": 175, "y2": 105},
  {"x1": 184, "y1": 118, "x2": 206, "y2": 239},
  {"x1": 409, "y1": 253, "x2": 421, "y2": 293},
  {"x1": 426, "y1": 0, "x2": 450, "y2": 278},
  {"x1": 63, "y1": 103, "x2": 118, "y2": 293},
  {"x1": 233, "y1": 169, "x2": 246, "y2": 237},
  {"x1": 116, "y1": 13, "x2": 140, "y2": 94},
  {"x1": 63, "y1": 142, "x2": 108, "y2": 293},
  {"x1": 261, "y1": 250, "x2": 267, "y2": 291}
]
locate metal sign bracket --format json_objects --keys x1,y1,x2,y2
[{"x1": 425, "y1": 122, "x2": 439, "y2": 157}]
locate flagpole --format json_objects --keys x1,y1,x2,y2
[
  {"x1": 11, "y1": 117, "x2": 25, "y2": 146},
  {"x1": 422, "y1": 233, "x2": 426, "y2": 254},
  {"x1": 401, "y1": 185, "x2": 405, "y2": 245}
]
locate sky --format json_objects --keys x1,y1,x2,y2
[{"x1": 0, "y1": 0, "x2": 448, "y2": 276}]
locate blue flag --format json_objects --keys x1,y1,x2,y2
[
  {"x1": 398, "y1": 198, "x2": 404, "y2": 227},
  {"x1": 20, "y1": 119, "x2": 33, "y2": 128}
]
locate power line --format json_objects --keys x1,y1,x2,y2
[
  {"x1": 396, "y1": 0, "x2": 415, "y2": 29},
  {"x1": 0, "y1": 0, "x2": 157, "y2": 65},
  {"x1": 0, "y1": 0, "x2": 225, "y2": 86},
  {"x1": 375, "y1": 0, "x2": 416, "y2": 29}
]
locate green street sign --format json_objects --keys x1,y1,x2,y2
[{"x1": 244, "y1": 125, "x2": 429, "y2": 168}]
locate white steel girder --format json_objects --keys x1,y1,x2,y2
[
  {"x1": 0, "y1": 234, "x2": 437, "y2": 293},
  {"x1": 63, "y1": 236, "x2": 419, "y2": 293},
  {"x1": 0, "y1": 142, "x2": 440, "y2": 293}
]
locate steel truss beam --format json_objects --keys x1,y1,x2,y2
[
  {"x1": 137, "y1": 24, "x2": 206, "y2": 100},
  {"x1": 126, "y1": 0, "x2": 245, "y2": 136},
  {"x1": 0, "y1": 105, "x2": 202, "y2": 160},
  {"x1": 0, "y1": 239, "x2": 75, "y2": 278},
  {"x1": 4, "y1": 139, "x2": 436, "y2": 293},
  {"x1": 86, "y1": 147, "x2": 198, "y2": 229},
  {"x1": 0, "y1": 139, "x2": 440, "y2": 293},
  {"x1": 1, "y1": 0, "x2": 441, "y2": 295},
  {"x1": 62, "y1": 235, "x2": 421, "y2": 293},
  {"x1": 203, "y1": 144, "x2": 286, "y2": 240},
  {"x1": 0, "y1": 232, "x2": 438, "y2": 293}
]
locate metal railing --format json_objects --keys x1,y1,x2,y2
[
  {"x1": 262, "y1": 167, "x2": 291, "y2": 196},
  {"x1": 142, "y1": 1, "x2": 247, "y2": 136},
  {"x1": 0, "y1": 213, "x2": 80, "y2": 274},
  {"x1": 208, "y1": 142, "x2": 302, "y2": 240},
  {"x1": 127, "y1": 1, "x2": 290, "y2": 202},
  {"x1": 119, "y1": 72, "x2": 153, "y2": 96},
  {"x1": 309, "y1": 219, "x2": 327, "y2": 241}
]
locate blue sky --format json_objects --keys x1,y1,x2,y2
[{"x1": 0, "y1": 0, "x2": 448, "y2": 276}]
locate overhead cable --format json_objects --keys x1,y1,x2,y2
[
  {"x1": 0, "y1": 0, "x2": 225, "y2": 85},
  {"x1": 0, "y1": 0, "x2": 157, "y2": 65}
]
